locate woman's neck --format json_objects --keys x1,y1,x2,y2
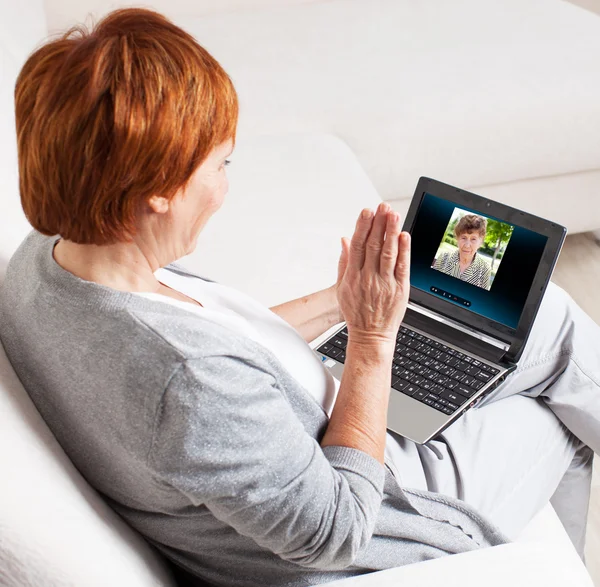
[
  {"x1": 52, "y1": 237, "x2": 169, "y2": 294},
  {"x1": 459, "y1": 252, "x2": 475, "y2": 266}
]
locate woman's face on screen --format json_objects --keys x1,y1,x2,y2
[{"x1": 457, "y1": 231, "x2": 484, "y2": 257}]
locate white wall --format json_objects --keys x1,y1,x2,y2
[
  {"x1": 43, "y1": 0, "x2": 323, "y2": 34},
  {"x1": 0, "y1": 0, "x2": 48, "y2": 260}
]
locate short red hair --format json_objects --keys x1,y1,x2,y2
[{"x1": 15, "y1": 8, "x2": 238, "y2": 245}]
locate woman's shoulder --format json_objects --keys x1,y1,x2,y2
[
  {"x1": 474, "y1": 253, "x2": 490, "y2": 272},
  {"x1": 440, "y1": 250, "x2": 458, "y2": 265}
]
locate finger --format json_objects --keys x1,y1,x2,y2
[
  {"x1": 395, "y1": 232, "x2": 412, "y2": 285},
  {"x1": 363, "y1": 202, "x2": 391, "y2": 273},
  {"x1": 337, "y1": 237, "x2": 349, "y2": 283},
  {"x1": 348, "y1": 208, "x2": 375, "y2": 272},
  {"x1": 379, "y1": 211, "x2": 401, "y2": 278}
]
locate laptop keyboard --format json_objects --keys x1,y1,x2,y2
[{"x1": 316, "y1": 325, "x2": 500, "y2": 416}]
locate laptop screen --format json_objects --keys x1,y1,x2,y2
[{"x1": 409, "y1": 192, "x2": 548, "y2": 330}]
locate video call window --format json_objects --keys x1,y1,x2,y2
[{"x1": 430, "y1": 207, "x2": 514, "y2": 292}]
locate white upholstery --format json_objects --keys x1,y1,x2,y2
[
  {"x1": 0, "y1": 0, "x2": 596, "y2": 585},
  {"x1": 174, "y1": 0, "x2": 600, "y2": 234}
]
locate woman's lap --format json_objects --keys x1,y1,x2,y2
[{"x1": 385, "y1": 280, "x2": 599, "y2": 553}]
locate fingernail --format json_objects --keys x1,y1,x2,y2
[{"x1": 362, "y1": 209, "x2": 372, "y2": 219}]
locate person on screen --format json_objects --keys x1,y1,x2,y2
[{"x1": 433, "y1": 214, "x2": 492, "y2": 289}]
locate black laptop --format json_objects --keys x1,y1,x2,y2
[{"x1": 313, "y1": 177, "x2": 567, "y2": 444}]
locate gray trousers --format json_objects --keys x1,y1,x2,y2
[{"x1": 384, "y1": 280, "x2": 598, "y2": 562}]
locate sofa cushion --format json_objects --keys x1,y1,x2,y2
[
  {"x1": 178, "y1": 132, "x2": 383, "y2": 308},
  {"x1": 178, "y1": 0, "x2": 600, "y2": 210}
]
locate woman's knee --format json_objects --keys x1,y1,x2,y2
[{"x1": 517, "y1": 281, "x2": 575, "y2": 367}]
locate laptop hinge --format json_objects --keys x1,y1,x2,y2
[{"x1": 404, "y1": 302, "x2": 509, "y2": 364}]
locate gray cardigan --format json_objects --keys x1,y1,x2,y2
[{"x1": 0, "y1": 231, "x2": 510, "y2": 587}]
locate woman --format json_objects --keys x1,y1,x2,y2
[
  {"x1": 0, "y1": 9, "x2": 598, "y2": 587},
  {"x1": 433, "y1": 215, "x2": 492, "y2": 289}
]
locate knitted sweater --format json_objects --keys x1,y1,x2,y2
[{"x1": 0, "y1": 231, "x2": 510, "y2": 587}]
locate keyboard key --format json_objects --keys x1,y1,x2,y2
[
  {"x1": 317, "y1": 342, "x2": 334, "y2": 355},
  {"x1": 447, "y1": 401, "x2": 459, "y2": 410},
  {"x1": 413, "y1": 375, "x2": 426, "y2": 387},
  {"x1": 462, "y1": 375, "x2": 478, "y2": 387},
  {"x1": 337, "y1": 351, "x2": 346, "y2": 363},
  {"x1": 427, "y1": 393, "x2": 440, "y2": 402},
  {"x1": 432, "y1": 402, "x2": 446, "y2": 412},
  {"x1": 475, "y1": 371, "x2": 492, "y2": 382},
  {"x1": 465, "y1": 366, "x2": 481, "y2": 376},
  {"x1": 392, "y1": 379, "x2": 409, "y2": 392},
  {"x1": 423, "y1": 397, "x2": 435, "y2": 406},
  {"x1": 451, "y1": 371, "x2": 467, "y2": 382},
  {"x1": 327, "y1": 346, "x2": 342, "y2": 358},
  {"x1": 331, "y1": 337, "x2": 347, "y2": 349},
  {"x1": 414, "y1": 390, "x2": 429, "y2": 401},
  {"x1": 445, "y1": 379, "x2": 458, "y2": 390},
  {"x1": 457, "y1": 385, "x2": 476, "y2": 398},
  {"x1": 405, "y1": 384, "x2": 420, "y2": 395},
  {"x1": 439, "y1": 389, "x2": 468, "y2": 405},
  {"x1": 441, "y1": 406, "x2": 455, "y2": 415}
]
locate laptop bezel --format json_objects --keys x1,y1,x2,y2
[{"x1": 402, "y1": 176, "x2": 567, "y2": 364}]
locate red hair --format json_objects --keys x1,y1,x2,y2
[{"x1": 15, "y1": 8, "x2": 238, "y2": 245}]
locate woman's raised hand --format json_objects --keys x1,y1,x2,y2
[{"x1": 336, "y1": 202, "x2": 411, "y2": 348}]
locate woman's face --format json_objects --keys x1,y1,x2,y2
[
  {"x1": 163, "y1": 139, "x2": 234, "y2": 257},
  {"x1": 457, "y1": 231, "x2": 484, "y2": 257}
]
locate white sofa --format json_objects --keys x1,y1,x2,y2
[{"x1": 0, "y1": 1, "x2": 598, "y2": 586}]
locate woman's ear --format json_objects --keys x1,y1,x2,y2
[{"x1": 147, "y1": 194, "x2": 171, "y2": 214}]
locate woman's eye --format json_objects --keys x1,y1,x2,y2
[{"x1": 223, "y1": 159, "x2": 231, "y2": 167}]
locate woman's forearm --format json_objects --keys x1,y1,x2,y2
[
  {"x1": 321, "y1": 338, "x2": 394, "y2": 464},
  {"x1": 269, "y1": 285, "x2": 343, "y2": 344}
]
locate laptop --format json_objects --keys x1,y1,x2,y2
[{"x1": 312, "y1": 177, "x2": 567, "y2": 444}]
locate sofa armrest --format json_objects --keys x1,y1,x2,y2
[{"x1": 321, "y1": 542, "x2": 593, "y2": 587}]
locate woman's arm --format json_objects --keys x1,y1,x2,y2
[
  {"x1": 149, "y1": 353, "x2": 386, "y2": 570},
  {"x1": 269, "y1": 285, "x2": 343, "y2": 344}
]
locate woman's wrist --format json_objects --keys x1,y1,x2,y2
[{"x1": 330, "y1": 283, "x2": 344, "y2": 324}]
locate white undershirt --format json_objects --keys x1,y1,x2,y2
[
  {"x1": 132, "y1": 268, "x2": 423, "y2": 486},
  {"x1": 134, "y1": 268, "x2": 341, "y2": 417}
]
